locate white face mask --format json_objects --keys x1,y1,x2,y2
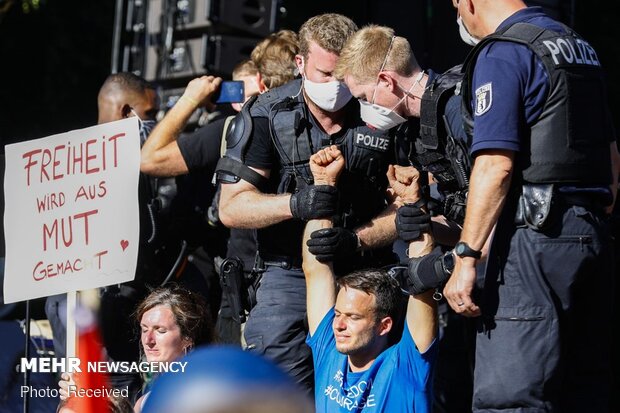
[
  {"x1": 457, "y1": 16, "x2": 480, "y2": 46},
  {"x1": 359, "y1": 98, "x2": 408, "y2": 131},
  {"x1": 359, "y1": 70, "x2": 422, "y2": 131},
  {"x1": 303, "y1": 77, "x2": 352, "y2": 112}
]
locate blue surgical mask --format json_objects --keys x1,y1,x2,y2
[
  {"x1": 138, "y1": 120, "x2": 157, "y2": 145},
  {"x1": 131, "y1": 109, "x2": 157, "y2": 146}
]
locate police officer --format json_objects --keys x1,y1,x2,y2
[
  {"x1": 335, "y1": 25, "x2": 475, "y2": 413},
  {"x1": 217, "y1": 14, "x2": 398, "y2": 389},
  {"x1": 444, "y1": 1, "x2": 620, "y2": 412}
]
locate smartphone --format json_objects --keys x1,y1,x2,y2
[{"x1": 212, "y1": 80, "x2": 245, "y2": 104}]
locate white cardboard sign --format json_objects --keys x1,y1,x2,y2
[{"x1": 3, "y1": 117, "x2": 140, "y2": 303}]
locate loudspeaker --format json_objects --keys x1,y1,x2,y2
[
  {"x1": 208, "y1": 0, "x2": 281, "y2": 37},
  {"x1": 145, "y1": 34, "x2": 206, "y2": 81},
  {"x1": 203, "y1": 34, "x2": 258, "y2": 75},
  {"x1": 148, "y1": 0, "x2": 211, "y2": 33}
]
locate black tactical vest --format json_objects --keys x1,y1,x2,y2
[
  {"x1": 248, "y1": 79, "x2": 395, "y2": 258},
  {"x1": 462, "y1": 22, "x2": 612, "y2": 185},
  {"x1": 396, "y1": 69, "x2": 472, "y2": 224}
]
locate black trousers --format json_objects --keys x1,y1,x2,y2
[{"x1": 473, "y1": 204, "x2": 614, "y2": 412}]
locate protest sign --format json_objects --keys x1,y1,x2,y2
[{"x1": 3, "y1": 117, "x2": 140, "y2": 303}]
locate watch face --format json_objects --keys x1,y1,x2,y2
[
  {"x1": 455, "y1": 243, "x2": 466, "y2": 256},
  {"x1": 454, "y1": 241, "x2": 480, "y2": 259}
]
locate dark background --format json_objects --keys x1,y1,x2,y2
[{"x1": 0, "y1": 0, "x2": 618, "y2": 146}]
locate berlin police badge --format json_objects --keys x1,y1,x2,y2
[{"x1": 475, "y1": 82, "x2": 492, "y2": 116}]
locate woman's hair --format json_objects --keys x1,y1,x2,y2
[
  {"x1": 135, "y1": 284, "x2": 215, "y2": 348},
  {"x1": 250, "y1": 29, "x2": 299, "y2": 89}
]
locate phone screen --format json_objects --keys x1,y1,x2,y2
[{"x1": 213, "y1": 81, "x2": 245, "y2": 104}]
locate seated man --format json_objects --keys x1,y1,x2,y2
[{"x1": 302, "y1": 145, "x2": 438, "y2": 413}]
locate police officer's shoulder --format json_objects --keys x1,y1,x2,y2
[{"x1": 250, "y1": 78, "x2": 303, "y2": 117}]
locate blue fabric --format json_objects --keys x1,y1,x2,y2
[
  {"x1": 307, "y1": 308, "x2": 436, "y2": 413},
  {"x1": 469, "y1": 7, "x2": 566, "y2": 156}
]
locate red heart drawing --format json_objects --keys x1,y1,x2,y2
[{"x1": 120, "y1": 240, "x2": 129, "y2": 251}]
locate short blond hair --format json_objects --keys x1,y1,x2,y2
[
  {"x1": 298, "y1": 13, "x2": 358, "y2": 58},
  {"x1": 335, "y1": 25, "x2": 418, "y2": 83},
  {"x1": 251, "y1": 29, "x2": 299, "y2": 89},
  {"x1": 232, "y1": 59, "x2": 258, "y2": 80}
]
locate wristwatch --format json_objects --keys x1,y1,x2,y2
[{"x1": 454, "y1": 241, "x2": 482, "y2": 259}]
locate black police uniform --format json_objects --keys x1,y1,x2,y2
[
  {"x1": 462, "y1": 8, "x2": 615, "y2": 412},
  {"x1": 217, "y1": 78, "x2": 396, "y2": 389}
]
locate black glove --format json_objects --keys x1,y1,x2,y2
[
  {"x1": 396, "y1": 200, "x2": 431, "y2": 241},
  {"x1": 306, "y1": 227, "x2": 358, "y2": 263},
  {"x1": 290, "y1": 185, "x2": 338, "y2": 221}
]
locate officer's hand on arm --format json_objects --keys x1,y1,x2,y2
[
  {"x1": 388, "y1": 165, "x2": 437, "y2": 352},
  {"x1": 141, "y1": 75, "x2": 222, "y2": 177},
  {"x1": 303, "y1": 145, "x2": 345, "y2": 336},
  {"x1": 290, "y1": 185, "x2": 339, "y2": 221},
  {"x1": 389, "y1": 165, "x2": 433, "y2": 242}
]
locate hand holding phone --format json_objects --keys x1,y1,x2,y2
[
  {"x1": 211, "y1": 81, "x2": 245, "y2": 104},
  {"x1": 183, "y1": 75, "x2": 222, "y2": 106}
]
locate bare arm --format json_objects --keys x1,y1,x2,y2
[
  {"x1": 386, "y1": 165, "x2": 438, "y2": 352},
  {"x1": 140, "y1": 76, "x2": 221, "y2": 177},
  {"x1": 443, "y1": 149, "x2": 514, "y2": 316},
  {"x1": 218, "y1": 167, "x2": 294, "y2": 229},
  {"x1": 405, "y1": 234, "x2": 437, "y2": 353},
  {"x1": 303, "y1": 217, "x2": 336, "y2": 336},
  {"x1": 355, "y1": 203, "x2": 398, "y2": 250},
  {"x1": 303, "y1": 146, "x2": 345, "y2": 335}
]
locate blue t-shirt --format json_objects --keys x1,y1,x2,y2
[
  {"x1": 307, "y1": 308, "x2": 436, "y2": 413},
  {"x1": 469, "y1": 7, "x2": 566, "y2": 156}
]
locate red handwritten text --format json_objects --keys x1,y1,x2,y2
[
  {"x1": 32, "y1": 250, "x2": 108, "y2": 281},
  {"x1": 42, "y1": 209, "x2": 98, "y2": 251},
  {"x1": 22, "y1": 133, "x2": 125, "y2": 186}
]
